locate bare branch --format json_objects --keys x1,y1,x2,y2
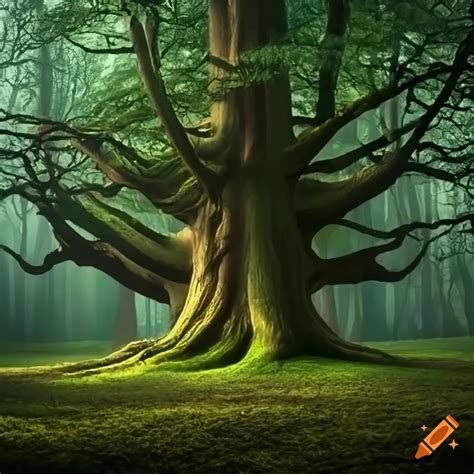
[
  {"x1": 337, "y1": 213, "x2": 474, "y2": 241},
  {"x1": 286, "y1": 65, "x2": 453, "y2": 175},
  {"x1": 65, "y1": 36, "x2": 134, "y2": 55},
  {"x1": 287, "y1": 24, "x2": 474, "y2": 177},
  {"x1": 0, "y1": 245, "x2": 68, "y2": 275},
  {"x1": 302, "y1": 120, "x2": 417, "y2": 175},
  {"x1": 405, "y1": 163, "x2": 474, "y2": 197},
  {"x1": 295, "y1": 28, "x2": 474, "y2": 235},
  {"x1": 311, "y1": 219, "x2": 465, "y2": 290}
]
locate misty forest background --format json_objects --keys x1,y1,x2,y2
[{"x1": 0, "y1": 0, "x2": 473, "y2": 350}]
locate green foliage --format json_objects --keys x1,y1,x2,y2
[{"x1": 77, "y1": 58, "x2": 155, "y2": 133}]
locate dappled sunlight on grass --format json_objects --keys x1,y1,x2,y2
[{"x1": 0, "y1": 338, "x2": 473, "y2": 473}]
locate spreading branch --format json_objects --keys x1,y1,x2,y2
[
  {"x1": 295, "y1": 28, "x2": 474, "y2": 236},
  {"x1": 337, "y1": 213, "x2": 474, "y2": 241},
  {"x1": 0, "y1": 109, "x2": 203, "y2": 222},
  {"x1": 55, "y1": 190, "x2": 192, "y2": 283},
  {"x1": 311, "y1": 215, "x2": 472, "y2": 291},
  {"x1": 35, "y1": 202, "x2": 174, "y2": 304},
  {"x1": 287, "y1": 44, "x2": 473, "y2": 176},
  {"x1": 129, "y1": 15, "x2": 217, "y2": 198}
]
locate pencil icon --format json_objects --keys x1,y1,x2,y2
[{"x1": 415, "y1": 415, "x2": 459, "y2": 459}]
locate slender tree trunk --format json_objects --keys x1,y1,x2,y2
[
  {"x1": 32, "y1": 219, "x2": 54, "y2": 341},
  {"x1": 457, "y1": 256, "x2": 474, "y2": 336},
  {"x1": 437, "y1": 261, "x2": 462, "y2": 337},
  {"x1": 392, "y1": 177, "x2": 413, "y2": 340},
  {"x1": 348, "y1": 285, "x2": 363, "y2": 342},
  {"x1": 6, "y1": 75, "x2": 26, "y2": 341},
  {"x1": 13, "y1": 198, "x2": 28, "y2": 341},
  {"x1": 353, "y1": 199, "x2": 389, "y2": 341},
  {"x1": 405, "y1": 176, "x2": 424, "y2": 338},
  {"x1": 313, "y1": 228, "x2": 339, "y2": 333},
  {"x1": 145, "y1": 298, "x2": 151, "y2": 338},
  {"x1": 421, "y1": 181, "x2": 437, "y2": 338},
  {"x1": 153, "y1": 303, "x2": 158, "y2": 337},
  {"x1": 112, "y1": 286, "x2": 138, "y2": 350},
  {"x1": 336, "y1": 286, "x2": 350, "y2": 339},
  {"x1": 0, "y1": 249, "x2": 12, "y2": 340},
  {"x1": 31, "y1": 0, "x2": 55, "y2": 341}
]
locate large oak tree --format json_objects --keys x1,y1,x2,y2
[{"x1": 0, "y1": 0, "x2": 473, "y2": 371}]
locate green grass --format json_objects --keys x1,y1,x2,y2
[
  {"x1": 0, "y1": 338, "x2": 473, "y2": 473},
  {"x1": 0, "y1": 341, "x2": 112, "y2": 367},
  {"x1": 368, "y1": 337, "x2": 474, "y2": 361}
]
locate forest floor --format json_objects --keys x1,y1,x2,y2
[{"x1": 0, "y1": 338, "x2": 473, "y2": 473}]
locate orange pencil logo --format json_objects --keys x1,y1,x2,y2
[{"x1": 415, "y1": 415, "x2": 459, "y2": 459}]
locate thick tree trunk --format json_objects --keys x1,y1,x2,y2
[{"x1": 128, "y1": 188, "x2": 385, "y2": 369}]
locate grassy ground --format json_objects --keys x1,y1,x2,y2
[
  {"x1": 0, "y1": 341, "x2": 112, "y2": 367},
  {"x1": 0, "y1": 338, "x2": 473, "y2": 473}
]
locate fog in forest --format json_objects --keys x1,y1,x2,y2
[{"x1": 0, "y1": 200, "x2": 184, "y2": 346}]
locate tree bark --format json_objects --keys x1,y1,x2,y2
[{"x1": 133, "y1": 0, "x2": 375, "y2": 366}]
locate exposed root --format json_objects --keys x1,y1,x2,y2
[{"x1": 325, "y1": 337, "x2": 400, "y2": 364}]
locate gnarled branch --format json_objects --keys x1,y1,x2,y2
[
  {"x1": 0, "y1": 245, "x2": 69, "y2": 275},
  {"x1": 36, "y1": 203, "x2": 177, "y2": 304}
]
